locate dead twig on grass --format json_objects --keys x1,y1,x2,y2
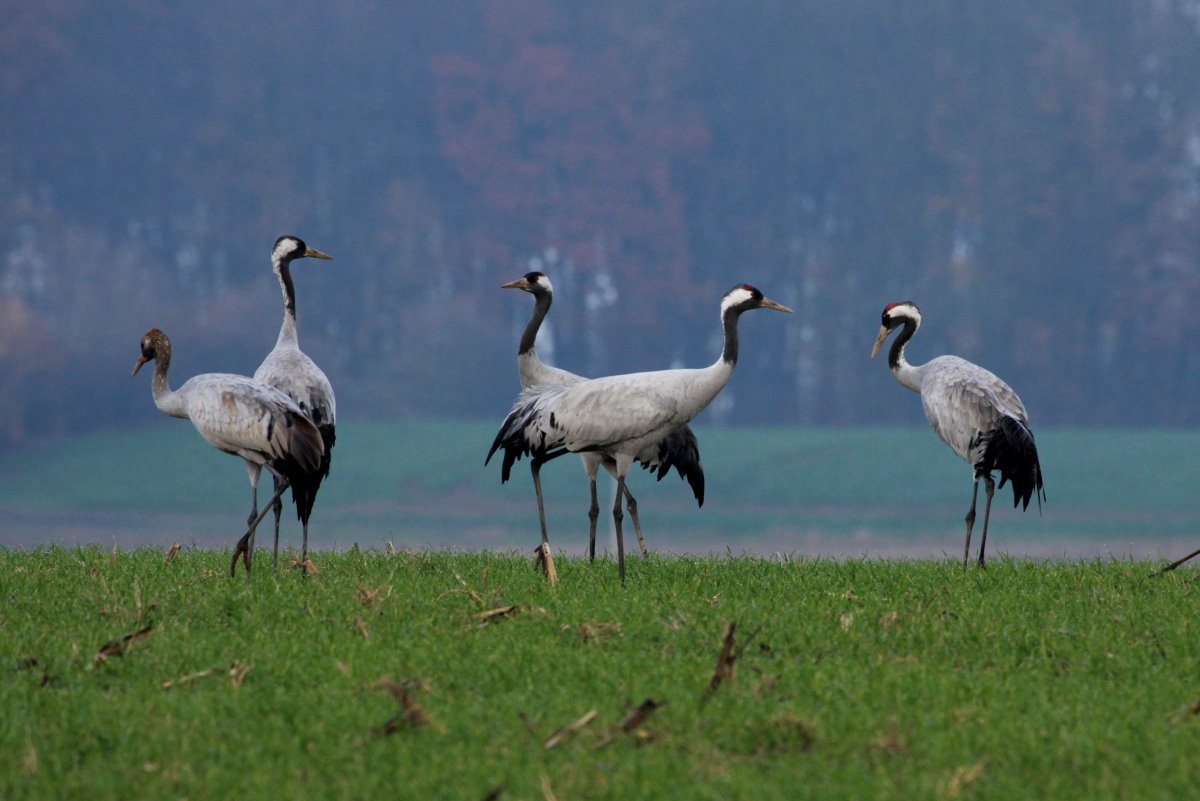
[
  {"x1": 544, "y1": 709, "x2": 597, "y2": 749},
  {"x1": 702, "y1": 621, "x2": 761, "y2": 702},
  {"x1": 93, "y1": 623, "x2": 154, "y2": 667}
]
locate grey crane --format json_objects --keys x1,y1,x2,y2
[
  {"x1": 870, "y1": 301, "x2": 1045, "y2": 567},
  {"x1": 488, "y1": 283, "x2": 791, "y2": 582},
  {"x1": 498, "y1": 270, "x2": 704, "y2": 564},
  {"x1": 132, "y1": 329, "x2": 325, "y2": 573},
  {"x1": 251, "y1": 235, "x2": 336, "y2": 574}
]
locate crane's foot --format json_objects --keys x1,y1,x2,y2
[
  {"x1": 533, "y1": 543, "x2": 558, "y2": 586},
  {"x1": 230, "y1": 532, "x2": 252, "y2": 578}
]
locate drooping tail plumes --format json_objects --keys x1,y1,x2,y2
[
  {"x1": 485, "y1": 388, "x2": 559, "y2": 482},
  {"x1": 979, "y1": 415, "x2": 1045, "y2": 511},
  {"x1": 642, "y1": 425, "x2": 705, "y2": 506},
  {"x1": 276, "y1": 412, "x2": 326, "y2": 524}
]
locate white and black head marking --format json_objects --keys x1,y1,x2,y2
[
  {"x1": 872, "y1": 300, "x2": 922, "y2": 361},
  {"x1": 721, "y1": 284, "x2": 792, "y2": 317},
  {"x1": 722, "y1": 284, "x2": 762, "y2": 315},
  {"x1": 881, "y1": 300, "x2": 921, "y2": 330},
  {"x1": 272, "y1": 235, "x2": 332, "y2": 264},
  {"x1": 524, "y1": 271, "x2": 552, "y2": 293},
  {"x1": 273, "y1": 235, "x2": 306, "y2": 262}
]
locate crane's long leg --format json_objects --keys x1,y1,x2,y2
[
  {"x1": 271, "y1": 473, "x2": 284, "y2": 572},
  {"x1": 301, "y1": 518, "x2": 310, "y2": 577},
  {"x1": 231, "y1": 480, "x2": 289, "y2": 577},
  {"x1": 242, "y1": 461, "x2": 263, "y2": 575},
  {"x1": 530, "y1": 456, "x2": 558, "y2": 584},
  {"x1": 531, "y1": 459, "x2": 550, "y2": 550},
  {"x1": 977, "y1": 475, "x2": 995, "y2": 568},
  {"x1": 245, "y1": 484, "x2": 258, "y2": 574},
  {"x1": 613, "y1": 474, "x2": 627, "y2": 585},
  {"x1": 963, "y1": 475, "x2": 980, "y2": 568},
  {"x1": 587, "y1": 477, "x2": 599, "y2": 562},
  {"x1": 622, "y1": 485, "x2": 649, "y2": 559}
]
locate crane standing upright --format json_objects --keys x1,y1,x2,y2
[
  {"x1": 488, "y1": 284, "x2": 791, "y2": 582},
  {"x1": 251, "y1": 235, "x2": 336, "y2": 574},
  {"x1": 498, "y1": 271, "x2": 704, "y2": 568},
  {"x1": 132, "y1": 328, "x2": 325, "y2": 571},
  {"x1": 870, "y1": 301, "x2": 1045, "y2": 567}
]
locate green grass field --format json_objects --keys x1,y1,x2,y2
[
  {"x1": 2, "y1": 422, "x2": 1199, "y2": 558},
  {"x1": 3, "y1": 548, "x2": 1200, "y2": 800}
]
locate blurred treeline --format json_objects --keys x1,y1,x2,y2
[{"x1": 4, "y1": 0, "x2": 1200, "y2": 448}]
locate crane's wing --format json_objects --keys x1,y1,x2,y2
[
  {"x1": 919, "y1": 356, "x2": 1044, "y2": 509},
  {"x1": 919, "y1": 356, "x2": 1029, "y2": 462},
  {"x1": 179, "y1": 374, "x2": 324, "y2": 473},
  {"x1": 486, "y1": 375, "x2": 687, "y2": 481}
]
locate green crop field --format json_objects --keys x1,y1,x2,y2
[
  {"x1": 2, "y1": 422, "x2": 1199, "y2": 560},
  {"x1": 3, "y1": 548, "x2": 1200, "y2": 800}
]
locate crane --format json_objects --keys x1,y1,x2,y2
[
  {"x1": 131, "y1": 328, "x2": 324, "y2": 574},
  {"x1": 488, "y1": 283, "x2": 791, "y2": 582},
  {"x1": 870, "y1": 301, "x2": 1045, "y2": 567},
  {"x1": 498, "y1": 271, "x2": 704, "y2": 570},
  {"x1": 253, "y1": 235, "x2": 336, "y2": 574}
]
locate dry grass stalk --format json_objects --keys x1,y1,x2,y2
[
  {"x1": 544, "y1": 709, "x2": 597, "y2": 749},
  {"x1": 618, "y1": 698, "x2": 664, "y2": 734},
  {"x1": 938, "y1": 760, "x2": 987, "y2": 800},
  {"x1": 93, "y1": 623, "x2": 154, "y2": 666},
  {"x1": 376, "y1": 678, "x2": 435, "y2": 729},
  {"x1": 477, "y1": 605, "x2": 521, "y2": 624},
  {"x1": 704, "y1": 621, "x2": 738, "y2": 699},
  {"x1": 162, "y1": 667, "x2": 219, "y2": 689},
  {"x1": 228, "y1": 661, "x2": 252, "y2": 688}
]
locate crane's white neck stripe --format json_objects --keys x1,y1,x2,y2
[
  {"x1": 273, "y1": 238, "x2": 302, "y2": 263},
  {"x1": 886, "y1": 303, "x2": 921, "y2": 327},
  {"x1": 721, "y1": 287, "x2": 755, "y2": 316}
]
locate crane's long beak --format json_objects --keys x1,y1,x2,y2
[
  {"x1": 304, "y1": 247, "x2": 333, "y2": 260},
  {"x1": 761, "y1": 297, "x2": 793, "y2": 313},
  {"x1": 870, "y1": 325, "x2": 891, "y2": 359},
  {"x1": 500, "y1": 278, "x2": 530, "y2": 290},
  {"x1": 132, "y1": 355, "x2": 149, "y2": 377}
]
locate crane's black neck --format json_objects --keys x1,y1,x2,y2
[
  {"x1": 519, "y1": 290, "x2": 552, "y2": 356},
  {"x1": 722, "y1": 307, "x2": 742, "y2": 366},
  {"x1": 888, "y1": 318, "x2": 917, "y2": 372},
  {"x1": 274, "y1": 258, "x2": 300, "y2": 347},
  {"x1": 277, "y1": 260, "x2": 297, "y2": 318}
]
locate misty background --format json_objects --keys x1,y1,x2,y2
[{"x1": 3, "y1": 1, "x2": 1200, "y2": 556}]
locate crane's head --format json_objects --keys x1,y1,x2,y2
[
  {"x1": 870, "y1": 301, "x2": 921, "y2": 358},
  {"x1": 721, "y1": 284, "x2": 793, "y2": 317},
  {"x1": 272, "y1": 235, "x2": 333, "y2": 264},
  {"x1": 132, "y1": 328, "x2": 169, "y2": 376},
  {"x1": 500, "y1": 271, "x2": 553, "y2": 295}
]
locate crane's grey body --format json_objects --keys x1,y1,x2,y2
[
  {"x1": 902, "y1": 355, "x2": 1031, "y2": 466},
  {"x1": 489, "y1": 283, "x2": 791, "y2": 582},
  {"x1": 872, "y1": 301, "x2": 1044, "y2": 566},
  {"x1": 252, "y1": 235, "x2": 336, "y2": 572},
  {"x1": 514, "y1": 366, "x2": 728, "y2": 457},
  {"x1": 155, "y1": 371, "x2": 317, "y2": 465},
  {"x1": 499, "y1": 271, "x2": 703, "y2": 562},
  {"x1": 133, "y1": 329, "x2": 324, "y2": 570}
]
